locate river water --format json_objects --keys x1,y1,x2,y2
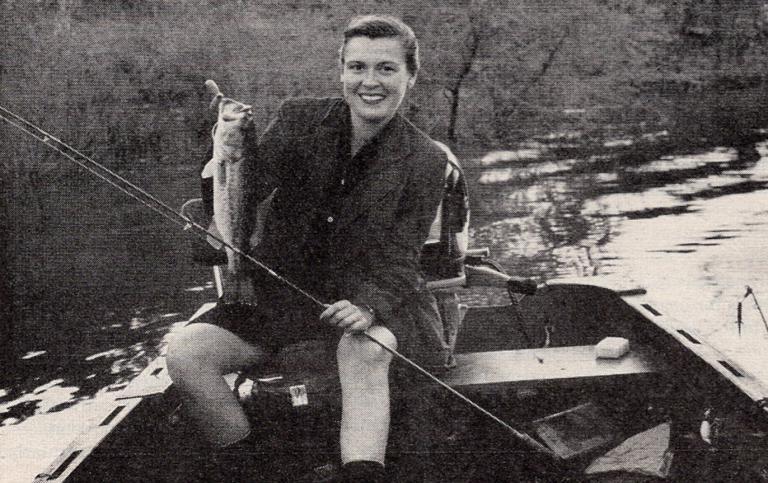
[
  {"x1": 1, "y1": 132, "x2": 767, "y2": 481},
  {"x1": 471, "y1": 135, "x2": 768, "y2": 379}
]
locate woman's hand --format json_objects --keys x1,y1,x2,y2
[{"x1": 320, "y1": 300, "x2": 375, "y2": 333}]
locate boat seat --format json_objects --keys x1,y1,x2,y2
[
  {"x1": 230, "y1": 343, "x2": 662, "y2": 411},
  {"x1": 443, "y1": 344, "x2": 662, "y2": 392}
]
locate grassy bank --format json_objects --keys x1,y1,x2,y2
[{"x1": 3, "y1": 0, "x2": 768, "y2": 352}]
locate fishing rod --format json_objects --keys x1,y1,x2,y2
[
  {"x1": 0, "y1": 103, "x2": 555, "y2": 457},
  {"x1": 0, "y1": 104, "x2": 324, "y2": 308}
]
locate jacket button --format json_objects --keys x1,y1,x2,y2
[{"x1": 327, "y1": 216, "x2": 334, "y2": 223}]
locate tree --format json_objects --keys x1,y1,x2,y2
[{"x1": 443, "y1": 6, "x2": 485, "y2": 144}]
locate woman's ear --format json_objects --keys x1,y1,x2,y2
[{"x1": 408, "y1": 73, "x2": 417, "y2": 90}]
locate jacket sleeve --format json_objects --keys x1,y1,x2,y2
[
  {"x1": 345, "y1": 150, "x2": 446, "y2": 326},
  {"x1": 240, "y1": 115, "x2": 284, "y2": 230},
  {"x1": 240, "y1": 99, "x2": 329, "y2": 241}
]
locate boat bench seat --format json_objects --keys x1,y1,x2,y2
[
  {"x1": 228, "y1": 344, "x2": 662, "y2": 405},
  {"x1": 443, "y1": 344, "x2": 662, "y2": 391}
]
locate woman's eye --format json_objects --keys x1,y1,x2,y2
[{"x1": 348, "y1": 64, "x2": 364, "y2": 72}]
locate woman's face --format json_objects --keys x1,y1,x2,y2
[{"x1": 341, "y1": 36, "x2": 416, "y2": 127}]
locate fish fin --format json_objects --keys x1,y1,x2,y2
[
  {"x1": 249, "y1": 189, "x2": 277, "y2": 249},
  {"x1": 201, "y1": 158, "x2": 218, "y2": 179}
]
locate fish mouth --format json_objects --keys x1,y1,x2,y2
[
  {"x1": 221, "y1": 112, "x2": 252, "y2": 122},
  {"x1": 220, "y1": 103, "x2": 253, "y2": 122}
]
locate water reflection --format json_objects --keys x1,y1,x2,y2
[
  {"x1": 21, "y1": 351, "x2": 47, "y2": 360},
  {"x1": 478, "y1": 159, "x2": 578, "y2": 185},
  {"x1": 473, "y1": 136, "x2": 768, "y2": 384},
  {"x1": 0, "y1": 298, "x2": 206, "y2": 428},
  {"x1": 632, "y1": 148, "x2": 736, "y2": 172}
]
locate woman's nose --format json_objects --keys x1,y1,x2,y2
[{"x1": 362, "y1": 69, "x2": 379, "y2": 86}]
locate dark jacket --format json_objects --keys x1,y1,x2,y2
[{"x1": 242, "y1": 97, "x2": 449, "y2": 366}]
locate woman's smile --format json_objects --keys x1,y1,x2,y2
[{"x1": 358, "y1": 93, "x2": 386, "y2": 104}]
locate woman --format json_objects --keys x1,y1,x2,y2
[{"x1": 167, "y1": 14, "x2": 451, "y2": 482}]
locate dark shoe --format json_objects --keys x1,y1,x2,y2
[{"x1": 205, "y1": 432, "x2": 265, "y2": 482}]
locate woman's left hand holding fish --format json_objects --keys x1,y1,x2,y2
[{"x1": 320, "y1": 300, "x2": 375, "y2": 334}]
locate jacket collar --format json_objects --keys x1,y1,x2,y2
[
  {"x1": 311, "y1": 99, "x2": 416, "y2": 232},
  {"x1": 318, "y1": 98, "x2": 414, "y2": 164}
]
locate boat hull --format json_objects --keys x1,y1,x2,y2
[{"x1": 36, "y1": 280, "x2": 768, "y2": 482}]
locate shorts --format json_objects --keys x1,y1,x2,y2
[{"x1": 190, "y1": 301, "x2": 337, "y2": 354}]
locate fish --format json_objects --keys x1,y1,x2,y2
[{"x1": 201, "y1": 80, "x2": 274, "y2": 301}]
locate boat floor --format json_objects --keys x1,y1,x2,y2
[{"x1": 74, "y1": 371, "x2": 758, "y2": 482}]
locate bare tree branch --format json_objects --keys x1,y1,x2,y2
[
  {"x1": 492, "y1": 26, "x2": 571, "y2": 140},
  {"x1": 446, "y1": 6, "x2": 484, "y2": 144}
]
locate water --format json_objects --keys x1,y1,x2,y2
[
  {"x1": 1, "y1": 133, "x2": 768, "y2": 481},
  {"x1": 471, "y1": 136, "x2": 768, "y2": 379}
]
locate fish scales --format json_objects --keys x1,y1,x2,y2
[{"x1": 202, "y1": 93, "x2": 258, "y2": 301}]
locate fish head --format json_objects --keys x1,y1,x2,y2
[
  {"x1": 212, "y1": 98, "x2": 253, "y2": 160},
  {"x1": 205, "y1": 80, "x2": 253, "y2": 126},
  {"x1": 218, "y1": 98, "x2": 253, "y2": 126}
]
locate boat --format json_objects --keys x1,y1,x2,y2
[{"x1": 32, "y1": 254, "x2": 768, "y2": 482}]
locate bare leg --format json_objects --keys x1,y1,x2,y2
[
  {"x1": 337, "y1": 325, "x2": 396, "y2": 465},
  {"x1": 166, "y1": 322, "x2": 265, "y2": 447}
]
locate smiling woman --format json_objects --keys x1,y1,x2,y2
[{"x1": 165, "y1": 14, "x2": 455, "y2": 482}]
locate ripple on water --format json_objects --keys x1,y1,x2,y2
[
  {"x1": 478, "y1": 159, "x2": 578, "y2": 185},
  {"x1": 20, "y1": 351, "x2": 47, "y2": 360},
  {"x1": 480, "y1": 148, "x2": 543, "y2": 166},
  {"x1": 583, "y1": 188, "x2": 687, "y2": 217},
  {"x1": 632, "y1": 147, "x2": 737, "y2": 173},
  {"x1": 598, "y1": 189, "x2": 768, "y2": 380},
  {"x1": 0, "y1": 379, "x2": 80, "y2": 424}
]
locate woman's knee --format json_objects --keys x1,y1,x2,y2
[
  {"x1": 166, "y1": 323, "x2": 260, "y2": 380},
  {"x1": 337, "y1": 326, "x2": 397, "y2": 366},
  {"x1": 166, "y1": 324, "x2": 214, "y2": 378}
]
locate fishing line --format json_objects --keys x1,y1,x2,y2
[{"x1": 0, "y1": 103, "x2": 554, "y2": 457}]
